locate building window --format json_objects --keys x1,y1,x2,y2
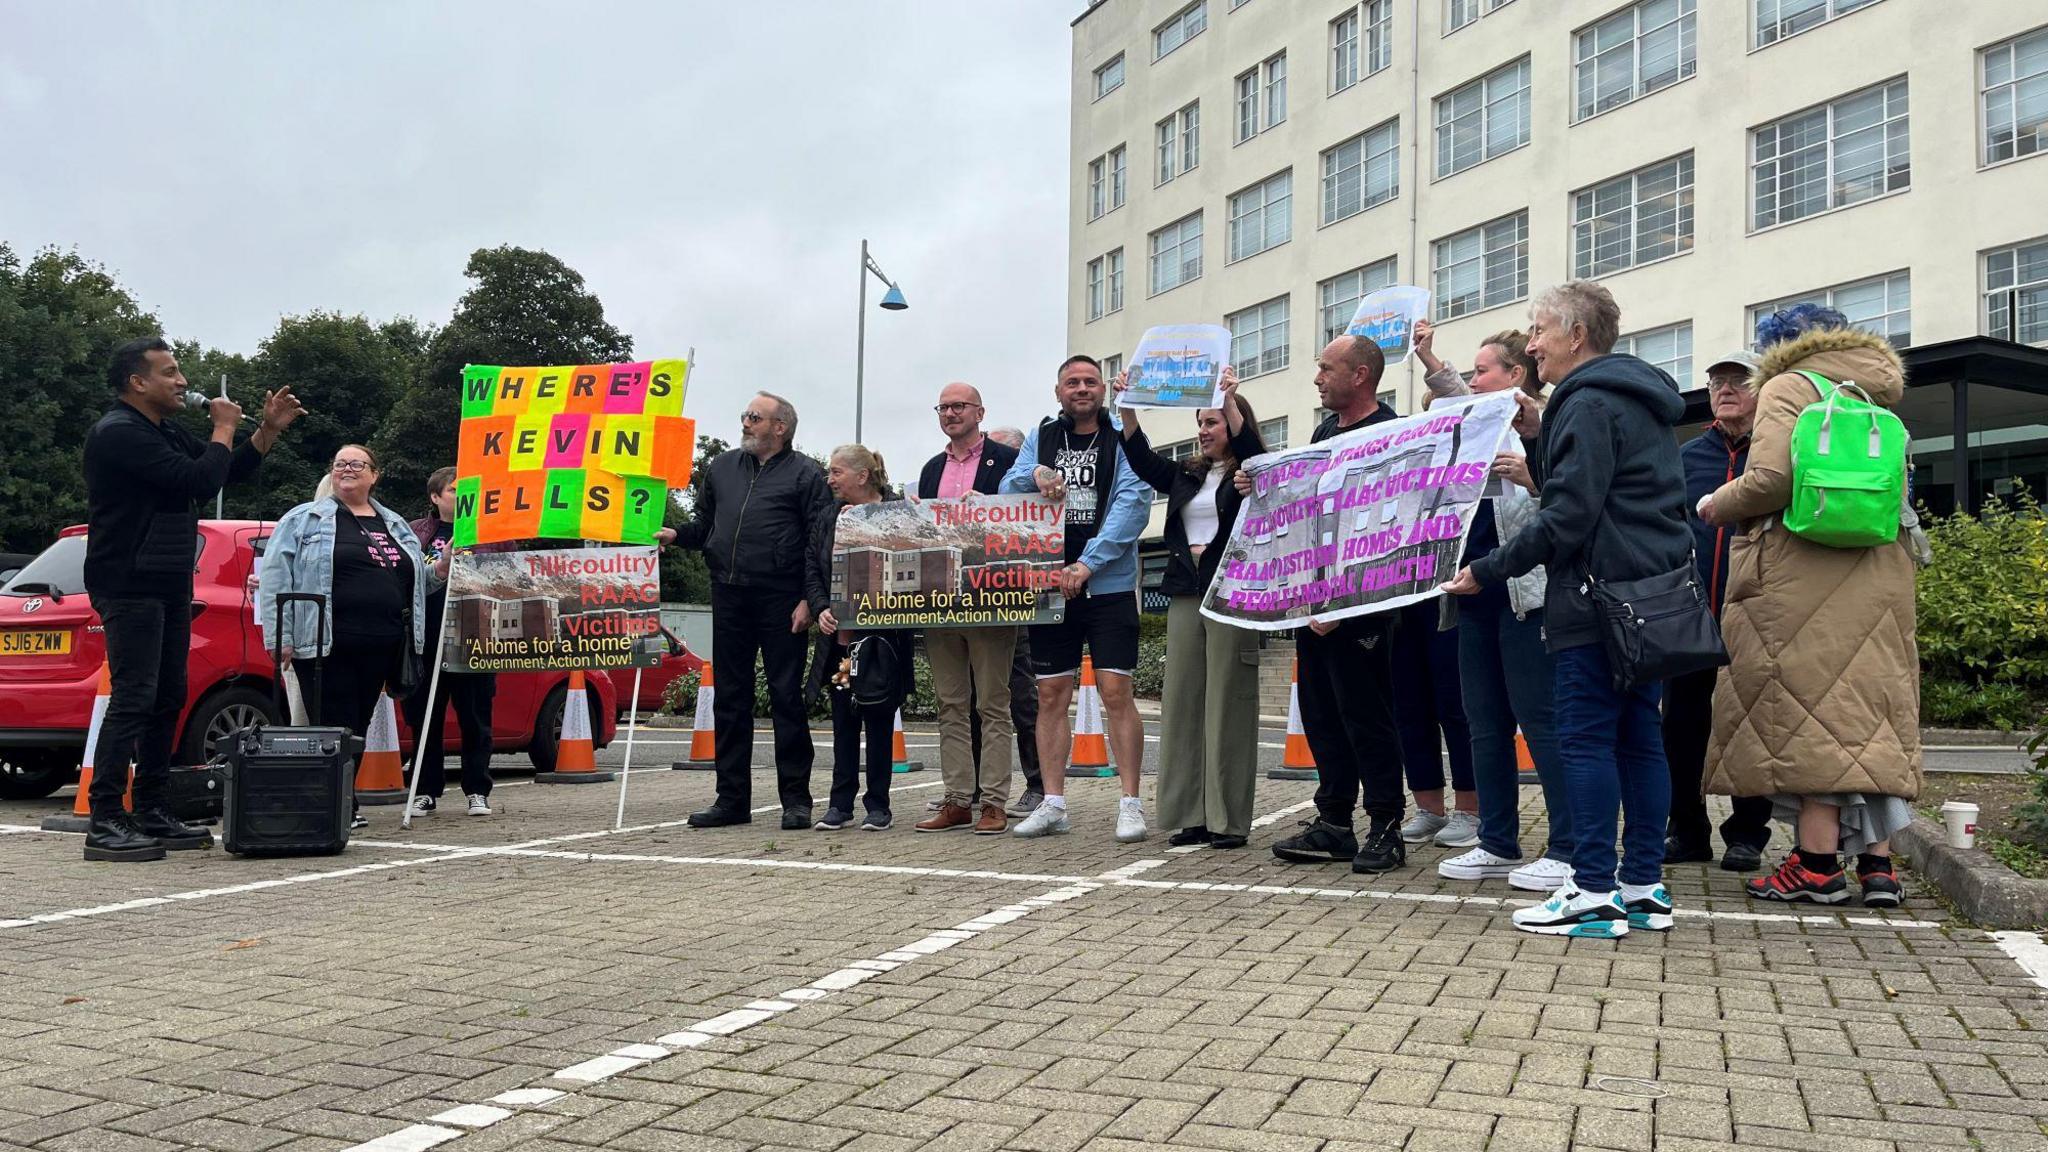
[
  {"x1": 1258, "y1": 417, "x2": 1290, "y2": 450},
  {"x1": 1094, "y1": 53, "x2": 1125, "y2": 100},
  {"x1": 1102, "y1": 354, "x2": 1124, "y2": 382},
  {"x1": 1752, "y1": 78, "x2": 1908, "y2": 229},
  {"x1": 1156, "y1": 101, "x2": 1200, "y2": 184},
  {"x1": 1987, "y1": 239, "x2": 2048, "y2": 343},
  {"x1": 1110, "y1": 146, "x2": 1127, "y2": 211},
  {"x1": 1106, "y1": 248, "x2": 1125, "y2": 314},
  {"x1": 1088, "y1": 147, "x2": 1128, "y2": 219},
  {"x1": 1614, "y1": 323, "x2": 1692, "y2": 384},
  {"x1": 1154, "y1": 1, "x2": 1208, "y2": 60},
  {"x1": 1321, "y1": 118, "x2": 1400, "y2": 225},
  {"x1": 1574, "y1": 0, "x2": 1696, "y2": 122},
  {"x1": 1447, "y1": 0, "x2": 1479, "y2": 34},
  {"x1": 1433, "y1": 211, "x2": 1528, "y2": 320},
  {"x1": 1149, "y1": 212, "x2": 1204, "y2": 295},
  {"x1": 1319, "y1": 257, "x2": 1399, "y2": 344},
  {"x1": 1086, "y1": 258, "x2": 1105, "y2": 322},
  {"x1": 1365, "y1": 1, "x2": 1392, "y2": 74},
  {"x1": 1331, "y1": 9, "x2": 1360, "y2": 94},
  {"x1": 1235, "y1": 52, "x2": 1287, "y2": 143},
  {"x1": 1755, "y1": 0, "x2": 1879, "y2": 49},
  {"x1": 1227, "y1": 170, "x2": 1292, "y2": 263},
  {"x1": 1571, "y1": 153, "x2": 1694, "y2": 277},
  {"x1": 1434, "y1": 56, "x2": 1531, "y2": 178},
  {"x1": 1752, "y1": 270, "x2": 1911, "y2": 347},
  {"x1": 1983, "y1": 27, "x2": 2048, "y2": 166},
  {"x1": 1228, "y1": 296, "x2": 1291, "y2": 379}
]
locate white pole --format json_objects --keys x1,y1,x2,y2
[
  {"x1": 613, "y1": 666, "x2": 645, "y2": 831},
  {"x1": 399, "y1": 582, "x2": 455, "y2": 830},
  {"x1": 216, "y1": 373, "x2": 228, "y2": 519}
]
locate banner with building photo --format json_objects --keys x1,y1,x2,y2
[
  {"x1": 1346, "y1": 285, "x2": 1433, "y2": 365},
  {"x1": 830, "y1": 494, "x2": 1067, "y2": 629},
  {"x1": 443, "y1": 545, "x2": 665, "y2": 672},
  {"x1": 1200, "y1": 391, "x2": 1518, "y2": 630},
  {"x1": 1120, "y1": 324, "x2": 1231, "y2": 409}
]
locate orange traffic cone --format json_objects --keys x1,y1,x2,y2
[
  {"x1": 1270, "y1": 658, "x2": 1318, "y2": 781},
  {"x1": 1064, "y1": 655, "x2": 1112, "y2": 778},
  {"x1": 890, "y1": 708, "x2": 923, "y2": 774},
  {"x1": 354, "y1": 689, "x2": 408, "y2": 804},
  {"x1": 674, "y1": 663, "x2": 716, "y2": 771},
  {"x1": 43, "y1": 661, "x2": 124, "y2": 832},
  {"x1": 1515, "y1": 728, "x2": 1536, "y2": 781},
  {"x1": 538, "y1": 670, "x2": 615, "y2": 784}
]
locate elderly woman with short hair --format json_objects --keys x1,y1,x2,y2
[{"x1": 1442, "y1": 280, "x2": 1692, "y2": 939}]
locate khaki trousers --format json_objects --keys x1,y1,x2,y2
[
  {"x1": 925, "y1": 626, "x2": 1017, "y2": 809},
  {"x1": 1155, "y1": 597, "x2": 1259, "y2": 837}
]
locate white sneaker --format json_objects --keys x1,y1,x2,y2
[
  {"x1": 1508, "y1": 857, "x2": 1575, "y2": 892},
  {"x1": 1511, "y1": 880, "x2": 1628, "y2": 938},
  {"x1": 1115, "y1": 797, "x2": 1148, "y2": 844},
  {"x1": 1434, "y1": 811, "x2": 1481, "y2": 848},
  {"x1": 466, "y1": 794, "x2": 492, "y2": 816},
  {"x1": 1438, "y1": 846, "x2": 1518, "y2": 881},
  {"x1": 1011, "y1": 800, "x2": 1070, "y2": 838},
  {"x1": 408, "y1": 795, "x2": 436, "y2": 817},
  {"x1": 1400, "y1": 809, "x2": 1448, "y2": 843}
]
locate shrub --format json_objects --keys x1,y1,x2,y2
[
  {"x1": 1916, "y1": 496, "x2": 2048, "y2": 688},
  {"x1": 1920, "y1": 678, "x2": 2034, "y2": 731}
]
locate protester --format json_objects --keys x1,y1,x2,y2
[
  {"x1": 811, "y1": 446, "x2": 915, "y2": 832},
  {"x1": 669, "y1": 392, "x2": 834, "y2": 831},
  {"x1": 982, "y1": 426, "x2": 1044, "y2": 814},
  {"x1": 1262, "y1": 336, "x2": 1410, "y2": 874},
  {"x1": 80, "y1": 337, "x2": 303, "y2": 861},
  {"x1": 403, "y1": 466, "x2": 498, "y2": 818},
  {"x1": 1443, "y1": 280, "x2": 1690, "y2": 938},
  {"x1": 1000, "y1": 356, "x2": 1153, "y2": 841},
  {"x1": 914, "y1": 384, "x2": 1022, "y2": 835},
  {"x1": 1113, "y1": 366, "x2": 1264, "y2": 849},
  {"x1": 1412, "y1": 321, "x2": 1573, "y2": 892},
  {"x1": 1700, "y1": 306, "x2": 1919, "y2": 909},
  {"x1": 260, "y1": 444, "x2": 431, "y2": 830},
  {"x1": 1666, "y1": 350, "x2": 1774, "y2": 872},
  {"x1": 1392, "y1": 603, "x2": 1476, "y2": 848}
]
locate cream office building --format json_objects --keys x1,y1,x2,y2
[{"x1": 1067, "y1": 0, "x2": 2048, "y2": 571}]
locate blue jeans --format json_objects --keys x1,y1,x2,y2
[
  {"x1": 1457, "y1": 592, "x2": 1568, "y2": 862},
  {"x1": 1554, "y1": 643, "x2": 1669, "y2": 892}
]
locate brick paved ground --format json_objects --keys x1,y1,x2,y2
[{"x1": 2, "y1": 737, "x2": 2045, "y2": 1152}]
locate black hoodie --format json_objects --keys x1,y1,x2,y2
[{"x1": 1470, "y1": 353, "x2": 1690, "y2": 652}]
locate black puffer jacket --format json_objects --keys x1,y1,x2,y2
[
  {"x1": 673, "y1": 447, "x2": 835, "y2": 613},
  {"x1": 1471, "y1": 353, "x2": 1690, "y2": 652}
]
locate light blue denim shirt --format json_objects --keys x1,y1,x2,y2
[{"x1": 258, "y1": 497, "x2": 429, "y2": 659}]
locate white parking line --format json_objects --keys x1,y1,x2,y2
[{"x1": 1991, "y1": 930, "x2": 2048, "y2": 992}]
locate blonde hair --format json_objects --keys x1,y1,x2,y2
[{"x1": 831, "y1": 444, "x2": 889, "y2": 498}]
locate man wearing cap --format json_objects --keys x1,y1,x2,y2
[{"x1": 1664, "y1": 350, "x2": 1773, "y2": 871}]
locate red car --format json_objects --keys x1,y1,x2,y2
[{"x1": 0, "y1": 521, "x2": 618, "y2": 801}]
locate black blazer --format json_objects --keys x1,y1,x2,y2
[
  {"x1": 1121, "y1": 420, "x2": 1266, "y2": 597},
  {"x1": 917, "y1": 436, "x2": 1019, "y2": 499}
]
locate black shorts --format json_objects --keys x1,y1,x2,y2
[{"x1": 1029, "y1": 592, "x2": 1140, "y2": 679}]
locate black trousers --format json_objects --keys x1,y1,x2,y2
[
  {"x1": 971, "y1": 632, "x2": 1042, "y2": 795},
  {"x1": 401, "y1": 670, "x2": 497, "y2": 799},
  {"x1": 829, "y1": 687, "x2": 895, "y2": 816},
  {"x1": 709, "y1": 582, "x2": 814, "y2": 811},
  {"x1": 297, "y1": 633, "x2": 403, "y2": 816},
  {"x1": 1662, "y1": 666, "x2": 1772, "y2": 851},
  {"x1": 88, "y1": 594, "x2": 189, "y2": 816},
  {"x1": 1297, "y1": 615, "x2": 1405, "y2": 828}
]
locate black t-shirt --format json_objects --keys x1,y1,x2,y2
[
  {"x1": 332, "y1": 513, "x2": 413, "y2": 641},
  {"x1": 1041, "y1": 422, "x2": 1115, "y2": 566}
]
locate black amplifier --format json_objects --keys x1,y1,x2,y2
[{"x1": 220, "y1": 725, "x2": 361, "y2": 857}]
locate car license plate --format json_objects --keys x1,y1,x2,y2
[{"x1": 0, "y1": 630, "x2": 70, "y2": 656}]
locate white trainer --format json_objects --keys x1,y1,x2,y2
[
  {"x1": 1508, "y1": 856, "x2": 1575, "y2": 892},
  {"x1": 408, "y1": 795, "x2": 436, "y2": 817},
  {"x1": 1511, "y1": 880, "x2": 1629, "y2": 938},
  {"x1": 1438, "y1": 846, "x2": 1518, "y2": 881},
  {"x1": 1115, "y1": 797, "x2": 1149, "y2": 844},
  {"x1": 1400, "y1": 809, "x2": 1449, "y2": 843},
  {"x1": 1011, "y1": 800, "x2": 1070, "y2": 838},
  {"x1": 465, "y1": 794, "x2": 493, "y2": 816},
  {"x1": 1434, "y1": 811, "x2": 1481, "y2": 848}
]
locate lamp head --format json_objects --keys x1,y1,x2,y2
[{"x1": 879, "y1": 285, "x2": 908, "y2": 311}]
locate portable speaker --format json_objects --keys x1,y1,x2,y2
[{"x1": 221, "y1": 725, "x2": 359, "y2": 856}]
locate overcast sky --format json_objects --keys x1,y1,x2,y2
[{"x1": 2, "y1": 1, "x2": 1078, "y2": 486}]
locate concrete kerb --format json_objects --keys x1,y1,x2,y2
[{"x1": 1895, "y1": 815, "x2": 2048, "y2": 930}]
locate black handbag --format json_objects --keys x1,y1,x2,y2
[
  {"x1": 846, "y1": 634, "x2": 903, "y2": 708},
  {"x1": 1582, "y1": 553, "x2": 1728, "y2": 692},
  {"x1": 391, "y1": 599, "x2": 424, "y2": 700}
]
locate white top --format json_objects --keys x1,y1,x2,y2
[{"x1": 1180, "y1": 465, "x2": 1224, "y2": 547}]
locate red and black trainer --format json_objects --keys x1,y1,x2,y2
[
  {"x1": 1857, "y1": 869, "x2": 1904, "y2": 908},
  {"x1": 1745, "y1": 857, "x2": 1850, "y2": 904}
]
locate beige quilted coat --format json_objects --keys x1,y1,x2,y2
[{"x1": 1704, "y1": 327, "x2": 1922, "y2": 800}]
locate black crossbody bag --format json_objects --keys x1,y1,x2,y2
[{"x1": 1580, "y1": 518, "x2": 1727, "y2": 692}]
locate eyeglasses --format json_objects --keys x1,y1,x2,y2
[
  {"x1": 740, "y1": 411, "x2": 768, "y2": 424},
  {"x1": 1707, "y1": 378, "x2": 1748, "y2": 394},
  {"x1": 933, "y1": 402, "x2": 980, "y2": 415},
  {"x1": 331, "y1": 460, "x2": 371, "y2": 475}
]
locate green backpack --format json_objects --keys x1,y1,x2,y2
[{"x1": 1783, "y1": 369, "x2": 1907, "y2": 548}]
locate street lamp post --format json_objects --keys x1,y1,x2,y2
[{"x1": 854, "y1": 238, "x2": 908, "y2": 444}]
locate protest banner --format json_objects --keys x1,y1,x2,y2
[
  {"x1": 442, "y1": 545, "x2": 664, "y2": 672},
  {"x1": 452, "y1": 359, "x2": 696, "y2": 546},
  {"x1": 830, "y1": 494, "x2": 1066, "y2": 628},
  {"x1": 1200, "y1": 391, "x2": 1518, "y2": 630},
  {"x1": 1121, "y1": 324, "x2": 1230, "y2": 409},
  {"x1": 1346, "y1": 285, "x2": 1433, "y2": 365}
]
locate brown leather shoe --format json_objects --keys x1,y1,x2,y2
[
  {"x1": 915, "y1": 803, "x2": 973, "y2": 832},
  {"x1": 974, "y1": 804, "x2": 1008, "y2": 835}
]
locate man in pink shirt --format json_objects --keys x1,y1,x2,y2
[{"x1": 914, "y1": 383, "x2": 1023, "y2": 834}]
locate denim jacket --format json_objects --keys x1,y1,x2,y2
[{"x1": 258, "y1": 497, "x2": 429, "y2": 659}]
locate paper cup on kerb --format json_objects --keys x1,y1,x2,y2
[{"x1": 1939, "y1": 800, "x2": 1979, "y2": 850}]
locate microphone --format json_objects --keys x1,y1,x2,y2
[{"x1": 184, "y1": 391, "x2": 257, "y2": 423}]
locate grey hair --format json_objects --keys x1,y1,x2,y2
[
  {"x1": 1530, "y1": 280, "x2": 1622, "y2": 355},
  {"x1": 756, "y1": 390, "x2": 798, "y2": 442},
  {"x1": 987, "y1": 426, "x2": 1026, "y2": 449}
]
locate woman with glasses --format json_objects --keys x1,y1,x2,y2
[{"x1": 259, "y1": 444, "x2": 431, "y2": 828}]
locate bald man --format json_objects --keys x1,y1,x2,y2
[{"x1": 914, "y1": 383, "x2": 1024, "y2": 834}]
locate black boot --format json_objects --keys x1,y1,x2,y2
[
  {"x1": 134, "y1": 807, "x2": 213, "y2": 851},
  {"x1": 83, "y1": 813, "x2": 167, "y2": 863},
  {"x1": 1351, "y1": 818, "x2": 1408, "y2": 874},
  {"x1": 688, "y1": 804, "x2": 752, "y2": 829}
]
